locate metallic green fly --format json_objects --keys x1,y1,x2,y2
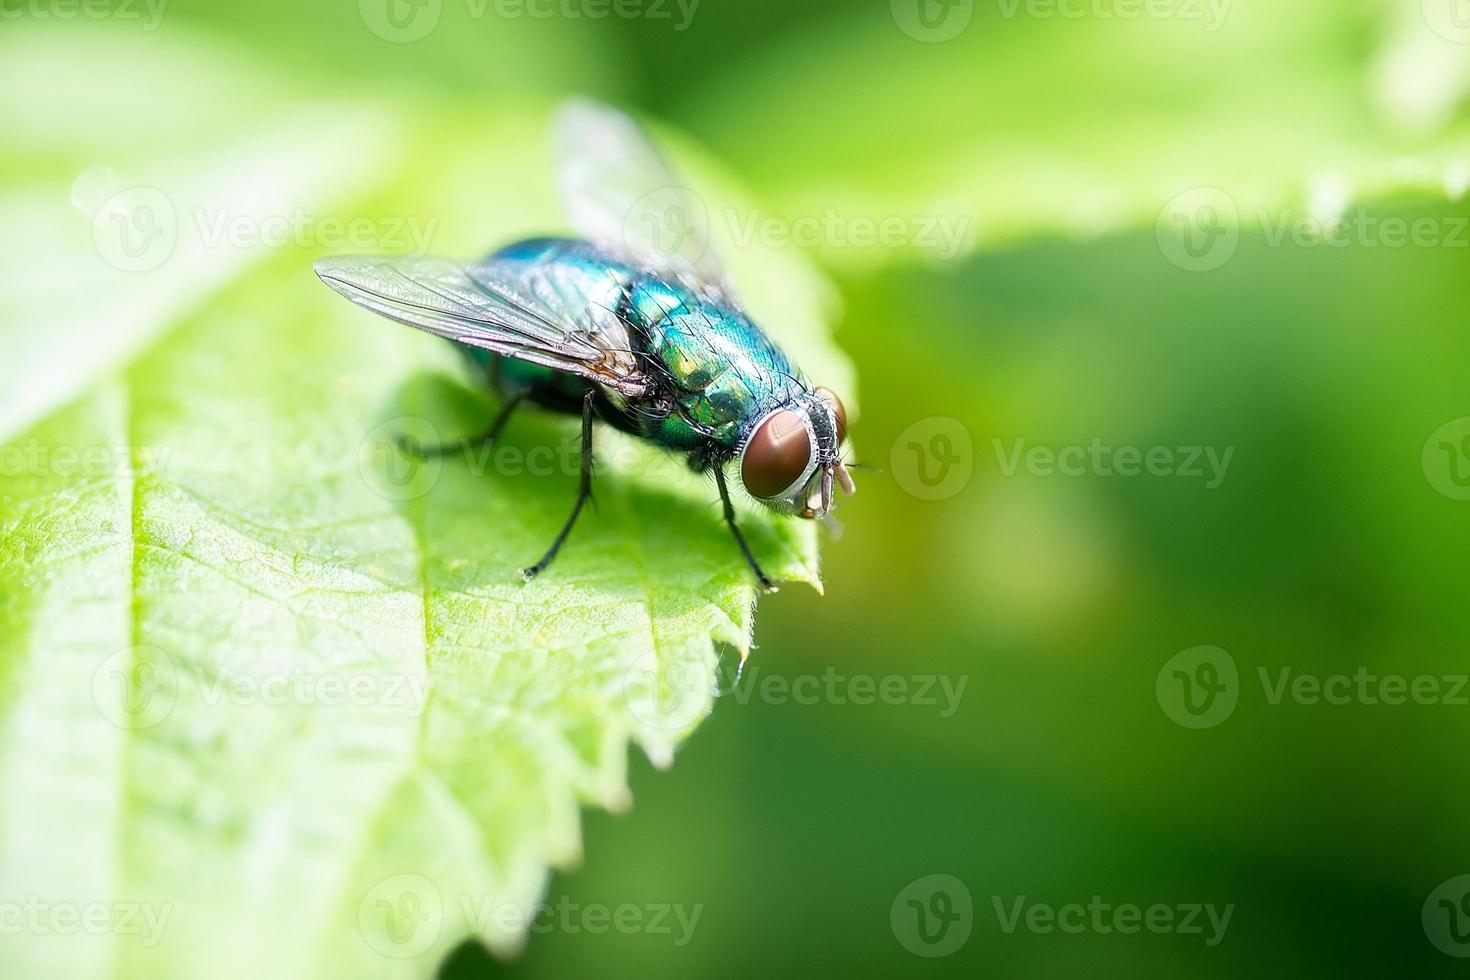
[{"x1": 314, "y1": 100, "x2": 854, "y2": 591}]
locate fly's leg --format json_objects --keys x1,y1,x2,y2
[
  {"x1": 715, "y1": 465, "x2": 777, "y2": 594},
  {"x1": 520, "y1": 388, "x2": 596, "y2": 582},
  {"x1": 400, "y1": 392, "x2": 526, "y2": 460}
]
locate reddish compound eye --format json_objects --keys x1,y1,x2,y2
[
  {"x1": 741, "y1": 409, "x2": 813, "y2": 498},
  {"x1": 816, "y1": 387, "x2": 848, "y2": 444}
]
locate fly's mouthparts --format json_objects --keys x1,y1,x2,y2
[{"x1": 834, "y1": 460, "x2": 857, "y2": 496}]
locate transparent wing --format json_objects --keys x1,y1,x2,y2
[
  {"x1": 553, "y1": 98, "x2": 739, "y2": 301},
  {"x1": 314, "y1": 255, "x2": 652, "y2": 397}
]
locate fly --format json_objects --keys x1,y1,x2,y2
[{"x1": 314, "y1": 99, "x2": 854, "y2": 591}]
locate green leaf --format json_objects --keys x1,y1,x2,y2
[
  {"x1": 0, "y1": 27, "x2": 849, "y2": 978},
  {"x1": 683, "y1": 0, "x2": 1470, "y2": 269}
]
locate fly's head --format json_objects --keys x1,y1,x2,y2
[{"x1": 737, "y1": 387, "x2": 855, "y2": 521}]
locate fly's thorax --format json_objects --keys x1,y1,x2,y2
[{"x1": 627, "y1": 277, "x2": 802, "y2": 450}]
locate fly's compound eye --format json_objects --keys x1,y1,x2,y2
[
  {"x1": 741, "y1": 409, "x2": 814, "y2": 499},
  {"x1": 816, "y1": 387, "x2": 848, "y2": 444}
]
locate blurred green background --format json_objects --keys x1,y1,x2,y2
[{"x1": 14, "y1": 0, "x2": 1470, "y2": 975}]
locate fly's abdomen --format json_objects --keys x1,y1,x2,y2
[{"x1": 488, "y1": 238, "x2": 636, "y2": 331}]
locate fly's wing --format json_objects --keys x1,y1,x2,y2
[
  {"x1": 553, "y1": 98, "x2": 740, "y2": 303},
  {"x1": 314, "y1": 255, "x2": 651, "y2": 397}
]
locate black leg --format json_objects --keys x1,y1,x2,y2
[
  {"x1": 520, "y1": 389, "x2": 596, "y2": 582},
  {"x1": 715, "y1": 464, "x2": 777, "y2": 593},
  {"x1": 400, "y1": 392, "x2": 526, "y2": 460}
]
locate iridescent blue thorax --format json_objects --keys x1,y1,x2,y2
[{"x1": 463, "y1": 238, "x2": 809, "y2": 457}]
